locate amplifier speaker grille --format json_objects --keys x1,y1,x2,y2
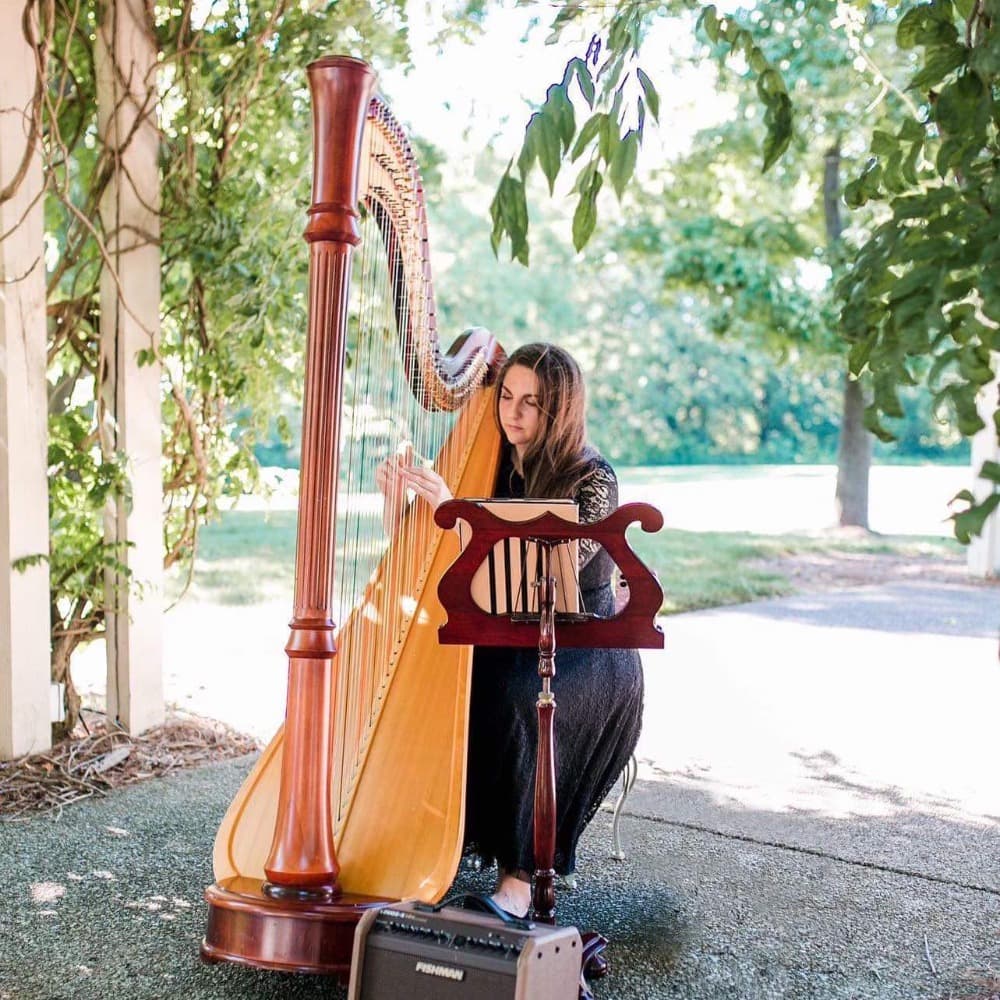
[{"x1": 348, "y1": 901, "x2": 581, "y2": 1000}]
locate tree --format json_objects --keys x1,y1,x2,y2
[
  {"x1": 409, "y1": 129, "x2": 955, "y2": 469},
  {"x1": 490, "y1": 0, "x2": 999, "y2": 538}
]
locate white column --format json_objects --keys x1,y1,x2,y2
[
  {"x1": 967, "y1": 374, "x2": 1000, "y2": 578},
  {"x1": 96, "y1": 0, "x2": 164, "y2": 733},
  {"x1": 0, "y1": 6, "x2": 52, "y2": 758}
]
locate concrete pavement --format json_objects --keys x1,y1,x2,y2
[{"x1": 2, "y1": 578, "x2": 998, "y2": 1000}]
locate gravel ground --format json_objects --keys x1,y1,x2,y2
[
  {"x1": 2, "y1": 757, "x2": 998, "y2": 1000},
  {"x1": 3, "y1": 579, "x2": 998, "y2": 1000}
]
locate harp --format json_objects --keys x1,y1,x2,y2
[{"x1": 201, "y1": 56, "x2": 504, "y2": 976}]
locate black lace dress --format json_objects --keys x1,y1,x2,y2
[{"x1": 463, "y1": 449, "x2": 644, "y2": 876}]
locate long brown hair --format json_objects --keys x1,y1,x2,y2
[{"x1": 494, "y1": 343, "x2": 597, "y2": 498}]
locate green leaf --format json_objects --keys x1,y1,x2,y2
[
  {"x1": 573, "y1": 158, "x2": 598, "y2": 195},
  {"x1": 969, "y1": 32, "x2": 1000, "y2": 76},
  {"x1": 980, "y1": 461, "x2": 1000, "y2": 485},
  {"x1": 862, "y1": 403, "x2": 898, "y2": 442},
  {"x1": 699, "y1": 5, "x2": 720, "y2": 44},
  {"x1": 952, "y1": 383, "x2": 987, "y2": 435},
  {"x1": 537, "y1": 114, "x2": 563, "y2": 194},
  {"x1": 899, "y1": 117, "x2": 928, "y2": 142},
  {"x1": 882, "y1": 149, "x2": 906, "y2": 193},
  {"x1": 848, "y1": 331, "x2": 878, "y2": 374},
  {"x1": 11, "y1": 553, "x2": 48, "y2": 573},
  {"x1": 517, "y1": 114, "x2": 540, "y2": 178},
  {"x1": 844, "y1": 163, "x2": 882, "y2": 208},
  {"x1": 549, "y1": 83, "x2": 576, "y2": 151},
  {"x1": 756, "y1": 68, "x2": 786, "y2": 99},
  {"x1": 489, "y1": 168, "x2": 530, "y2": 266},
  {"x1": 902, "y1": 139, "x2": 923, "y2": 185},
  {"x1": 910, "y1": 43, "x2": 967, "y2": 90},
  {"x1": 608, "y1": 129, "x2": 639, "y2": 200},
  {"x1": 572, "y1": 57, "x2": 595, "y2": 109},
  {"x1": 874, "y1": 373, "x2": 905, "y2": 419},
  {"x1": 572, "y1": 172, "x2": 603, "y2": 251},
  {"x1": 936, "y1": 135, "x2": 963, "y2": 176},
  {"x1": 748, "y1": 45, "x2": 768, "y2": 74},
  {"x1": 598, "y1": 113, "x2": 619, "y2": 164},
  {"x1": 636, "y1": 67, "x2": 659, "y2": 122},
  {"x1": 761, "y1": 93, "x2": 793, "y2": 173},
  {"x1": 897, "y1": 5, "x2": 959, "y2": 49},
  {"x1": 570, "y1": 114, "x2": 604, "y2": 162},
  {"x1": 551, "y1": 1, "x2": 585, "y2": 34},
  {"x1": 871, "y1": 130, "x2": 898, "y2": 156},
  {"x1": 952, "y1": 492, "x2": 1000, "y2": 543},
  {"x1": 958, "y1": 344, "x2": 996, "y2": 384},
  {"x1": 929, "y1": 347, "x2": 961, "y2": 385}
]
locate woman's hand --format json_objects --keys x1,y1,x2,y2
[
  {"x1": 374, "y1": 444, "x2": 451, "y2": 536},
  {"x1": 400, "y1": 464, "x2": 452, "y2": 511},
  {"x1": 374, "y1": 455, "x2": 407, "y2": 502},
  {"x1": 375, "y1": 449, "x2": 411, "y2": 536}
]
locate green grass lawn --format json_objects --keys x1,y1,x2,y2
[
  {"x1": 176, "y1": 506, "x2": 963, "y2": 613},
  {"x1": 629, "y1": 528, "x2": 962, "y2": 614}
]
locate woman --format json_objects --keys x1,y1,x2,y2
[{"x1": 376, "y1": 343, "x2": 643, "y2": 918}]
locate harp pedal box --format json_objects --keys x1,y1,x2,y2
[{"x1": 347, "y1": 900, "x2": 582, "y2": 1000}]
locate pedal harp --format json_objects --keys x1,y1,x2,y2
[{"x1": 201, "y1": 56, "x2": 504, "y2": 975}]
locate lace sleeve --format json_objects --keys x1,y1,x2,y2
[{"x1": 577, "y1": 458, "x2": 618, "y2": 571}]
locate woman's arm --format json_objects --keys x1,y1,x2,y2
[
  {"x1": 399, "y1": 464, "x2": 453, "y2": 511},
  {"x1": 576, "y1": 459, "x2": 618, "y2": 571}
]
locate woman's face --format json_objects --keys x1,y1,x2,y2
[{"x1": 498, "y1": 363, "x2": 543, "y2": 456}]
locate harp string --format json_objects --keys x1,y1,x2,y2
[{"x1": 328, "y1": 115, "x2": 470, "y2": 823}]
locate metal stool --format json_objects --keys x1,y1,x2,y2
[{"x1": 610, "y1": 753, "x2": 638, "y2": 861}]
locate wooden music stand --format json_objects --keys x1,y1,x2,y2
[{"x1": 434, "y1": 499, "x2": 664, "y2": 991}]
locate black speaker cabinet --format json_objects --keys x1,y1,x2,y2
[{"x1": 347, "y1": 900, "x2": 582, "y2": 1000}]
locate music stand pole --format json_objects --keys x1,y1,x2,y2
[{"x1": 531, "y1": 539, "x2": 559, "y2": 924}]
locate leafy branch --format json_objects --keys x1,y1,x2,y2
[
  {"x1": 838, "y1": 0, "x2": 999, "y2": 537},
  {"x1": 490, "y1": 1, "x2": 793, "y2": 264}
]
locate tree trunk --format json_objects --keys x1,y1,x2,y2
[
  {"x1": 835, "y1": 374, "x2": 872, "y2": 529},
  {"x1": 826, "y1": 140, "x2": 872, "y2": 529}
]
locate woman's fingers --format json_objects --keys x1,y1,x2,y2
[
  {"x1": 376, "y1": 455, "x2": 451, "y2": 509},
  {"x1": 375, "y1": 458, "x2": 408, "y2": 498},
  {"x1": 400, "y1": 467, "x2": 451, "y2": 508}
]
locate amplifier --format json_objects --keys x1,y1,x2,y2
[{"x1": 347, "y1": 899, "x2": 582, "y2": 1000}]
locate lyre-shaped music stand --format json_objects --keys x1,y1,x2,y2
[{"x1": 434, "y1": 499, "x2": 664, "y2": 986}]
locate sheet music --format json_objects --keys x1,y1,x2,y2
[{"x1": 457, "y1": 500, "x2": 581, "y2": 615}]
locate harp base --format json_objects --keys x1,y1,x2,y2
[{"x1": 201, "y1": 876, "x2": 388, "y2": 978}]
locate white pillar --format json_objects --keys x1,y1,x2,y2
[
  {"x1": 0, "y1": 5, "x2": 52, "y2": 758},
  {"x1": 967, "y1": 374, "x2": 1000, "y2": 578},
  {"x1": 96, "y1": 0, "x2": 164, "y2": 733}
]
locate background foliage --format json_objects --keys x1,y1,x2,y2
[
  {"x1": 8, "y1": 0, "x2": 983, "y2": 733},
  {"x1": 31, "y1": 0, "x2": 408, "y2": 727},
  {"x1": 490, "y1": 0, "x2": 997, "y2": 537}
]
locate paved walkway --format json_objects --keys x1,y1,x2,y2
[{"x1": 2, "y1": 578, "x2": 999, "y2": 999}]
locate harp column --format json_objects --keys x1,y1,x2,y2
[{"x1": 263, "y1": 57, "x2": 377, "y2": 895}]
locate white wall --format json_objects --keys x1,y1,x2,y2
[
  {"x1": 96, "y1": 0, "x2": 164, "y2": 733},
  {"x1": 0, "y1": 5, "x2": 53, "y2": 758}
]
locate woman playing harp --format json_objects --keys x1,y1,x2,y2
[{"x1": 376, "y1": 342, "x2": 644, "y2": 919}]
